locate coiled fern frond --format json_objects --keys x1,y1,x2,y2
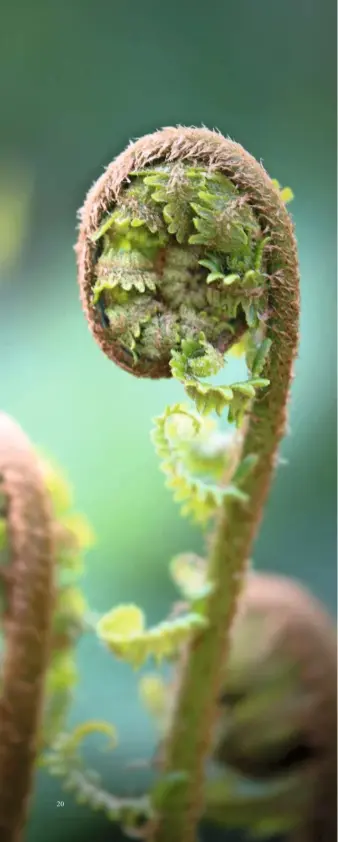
[
  {"x1": 42, "y1": 722, "x2": 152, "y2": 838},
  {"x1": 151, "y1": 403, "x2": 257, "y2": 524},
  {"x1": 96, "y1": 603, "x2": 207, "y2": 669},
  {"x1": 75, "y1": 127, "x2": 334, "y2": 842}
]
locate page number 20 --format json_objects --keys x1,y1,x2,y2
[{"x1": 57, "y1": 801, "x2": 64, "y2": 807}]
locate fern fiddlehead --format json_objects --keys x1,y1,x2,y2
[
  {"x1": 76, "y1": 126, "x2": 300, "y2": 842},
  {"x1": 0, "y1": 414, "x2": 54, "y2": 842}
]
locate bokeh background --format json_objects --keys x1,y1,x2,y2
[{"x1": 0, "y1": 0, "x2": 336, "y2": 840}]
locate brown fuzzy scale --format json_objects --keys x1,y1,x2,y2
[
  {"x1": 0, "y1": 414, "x2": 54, "y2": 842},
  {"x1": 77, "y1": 128, "x2": 300, "y2": 842}
]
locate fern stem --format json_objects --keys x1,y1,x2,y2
[
  {"x1": 0, "y1": 414, "x2": 54, "y2": 842},
  {"x1": 77, "y1": 127, "x2": 300, "y2": 842}
]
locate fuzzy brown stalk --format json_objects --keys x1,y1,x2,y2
[
  {"x1": 0, "y1": 414, "x2": 54, "y2": 842},
  {"x1": 76, "y1": 127, "x2": 300, "y2": 842}
]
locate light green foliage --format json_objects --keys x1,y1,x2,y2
[
  {"x1": 245, "y1": 336, "x2": 273, "y2": 377},
  {"x1": 170, "y1": 334, "x2": 224, "y2": 381},
  {"x1": 41, "y1": 652, "x2": 79, "y2": 750},
  {"x1": 90, "y1": 165, "x2": 293, "y2": 385},
  {"x1": 168, "y1": 327, "x2": 270, "y2": 423},
  {"x1": 151, "y1": 403, "x2": 257, "y2": 525},
  {"x1": 271, "y1": 179, "x2": 294, "y2": 204},
  {"x1": 91, "y1": 163, "x2": 270, "y2": 370},
  {"x1": 91, "y1": 161, "x2": 274, "y2": 432},
  {"x1": 143, "y1": 163, "x2": 202, "y2": 243},
  {"x1": 95, "y1": 249, "x2": 158, "y2": 295},
  {"x1": 227, "y1": 378, "x2": 271, "y2": 427},
  {"x1": 185, "y1": 381, "x2": 235, "y2": 418},
  {"x1": 183, "y1": 377, "x2": 269, "y2": 424},
  {"x1": 96, "y1": 603, "x2": 207, "y2": 668},
  {"x1": 188, "y1": 171, "x2": 259, "y2": 252},
  {"x1": 169, "y1": 553, "x2": 208, "y2": 600},
  {"x1": 42, "y1": 722, "x2": 152, "y2": 835}
]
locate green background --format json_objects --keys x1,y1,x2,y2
[{"x1": 0, "y1": 0, "x2": 336, "y2": 840}]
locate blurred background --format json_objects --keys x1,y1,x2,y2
[{"x1": 0, "y1": 0, "x2": 336, "y2": 840}]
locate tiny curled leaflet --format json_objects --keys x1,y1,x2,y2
[{"x1": 96, "y1": 604, "x2": 208, "y2": 668}]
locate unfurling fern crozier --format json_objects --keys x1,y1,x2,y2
[
  {"x1": 77, "y1": 137, "x2": 280, "y2": 428},
  {"x1": 77, "y1": 127, "x2": 300, "y2": 842}
]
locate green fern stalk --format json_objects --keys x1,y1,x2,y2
[{"x1": 77, "y1": 127, "x2": 300, "y2": 842}]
